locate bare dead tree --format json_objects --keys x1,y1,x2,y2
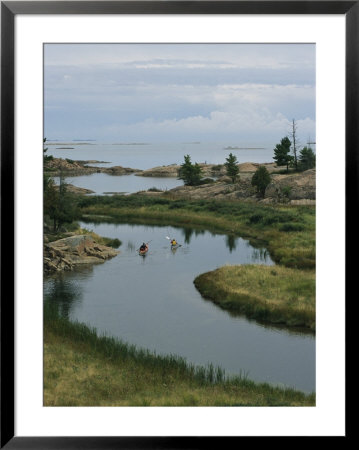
[{"x1": 289, "y1": 119, "x2": 300, "y2": 170}]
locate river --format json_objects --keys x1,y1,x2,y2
[{"x1": 44, "y1": 222, "x2": 315, "y2": 393}]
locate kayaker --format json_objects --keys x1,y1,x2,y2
[
  {"x1": 140, "y1": 242, "x2": 147, "y2": 251},
  {"x1": 170, "y1": 238, "x2": 177, "y2": 246}
]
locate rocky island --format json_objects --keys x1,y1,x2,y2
[
  {"x1": 44, "y1": 157, "x2": 142, "y2": 176},
  {"x1": 44, "y1": 157, "x2": 315, "y2": 205},
  {"x1": 164, "y1": 168, "x2": 315, "y2": 205},
  {"x1": 44, "y1": 234, "x2": 119, "y2": 275}
]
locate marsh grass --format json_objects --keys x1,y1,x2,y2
[
  {"x1": 194, "y1": 265, "x2": 315, "y2": 330},
  {"x1": 44, "y1": 304, "x2": 315, "y2": 406},
  {"x1": 44, "y1": 195, "x2": 316, "y2": 406},
  {"x1": 78, "y1": 195, "x2": 315, "y2": 269}
]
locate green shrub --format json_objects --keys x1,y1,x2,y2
[
  {"x1": 103, "y1": 237, "x2": 122, "y2": 248},
  {"x1": 281, "y1": 186, "x2": 292, "y2": 198},
  {"x1": 251, "y1": 166, "x2": 271, "y2": 198},
  {"x1": 249, "y1": 213, "x2": 264, "y2": 224},
  {"x1": 168, "y1": 201, "x2": 186, "y2": 209},
  {"x1": 279, "y1": 223, "x2": 305, "y2": 232}
]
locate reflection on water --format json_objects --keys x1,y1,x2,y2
[
  {"x1": 251, "y1": 247, "x2": 271, "y2": 262},
  {"x1": 45, "y1": 273, "x2": 83, "y2": 319},
  {"x1": 44, "y1": 222, "x2": 315, "y2": 393},
  {"x1": 226, "y1": 234, "x2": 237, "y2": 253}
]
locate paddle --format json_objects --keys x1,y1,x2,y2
[{"x1": 166, "y1": 236, "x2": 181, "y2": 248}]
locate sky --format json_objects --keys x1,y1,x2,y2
[{"x1": 44, "y1": 43, "x2": 316, "y2": 144}]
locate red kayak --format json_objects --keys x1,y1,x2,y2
[{"x1": 139, "y1": 245, "x2": 148, "y2": 256}]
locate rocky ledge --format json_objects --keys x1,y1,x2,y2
[
  {"x1": 56, "y1": 183, "x2": 95, "y2": 195},
  {"x1": 44, "y1": 157, "x2": 278, "y2": 179},
  {"x1": 44, "y1": 157, "x2": 142, "y2": 176},
  {"x1": 44, "y1": 234, "x2": 119, "y2": 274},
  {"x1": 136, "y1": 162, "x2": 278, "y2": 178},
  {"x1": 160, "y1": 168, "x2": 316, "y2": 204}
]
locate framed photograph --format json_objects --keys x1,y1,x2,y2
[{"x1": 1, "y1": 1, "x2": 353, "y2": 446}]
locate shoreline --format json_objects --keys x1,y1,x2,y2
[
  {"x1": 44, "y1": 199, "x2": 316, "y2": 405},
  {"x1": 78, "y1": 196, "x2": 315, "y2": 327},
  {"x1": 194, "y1": 265, "x2": 315, "y2": 331},
  {"x1": 44, "y1": 307, "x2": 315, "y2": 405},
  {"x1": 44, "y1": 157, "x2": 315, "y2": 204},
  {"x1": 44, "y1": 229, "x2": 120, "y2": 275},
  {"x1": 79, "y1": 195, "x2": 315, "y2": 269}
]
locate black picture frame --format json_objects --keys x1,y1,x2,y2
[{"x1": 1, "y1": 1, "x2": 354, "y2": 447}]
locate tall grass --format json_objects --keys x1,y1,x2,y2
[
  {"x1": 44, "y1": 194, "x2": 316, "y2": 406},
  {"x1": 194, "y1": 265, "x2": 315, "y2": 330},
  {"x1": 45, "y1": 302, "x2": 227, "y2": 386},
  {"x1": 44, "y1": 303, "x2": 315, "y2": 406}
]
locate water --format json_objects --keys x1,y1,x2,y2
[
  {"x1": 48, "y1": 141, "x2": 275, "y2": 194},
  {"x1": 46, "y1": 141, "x2": 275, "y2": 170},
  {"x1": 54, "y1": 173, "x2": 184, "y2": 195},
  {"x1": 44, "y1": 222, "x2": 315, "y2": 393}
]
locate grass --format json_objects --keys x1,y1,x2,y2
[
  {"x1": 77, "y1": 194, "x2": 315, "y2": 269},
  {"x1": 76, "y1": 195, "x2": 316, "y2": 329},
  {"x1": 194, "y1": 265, "x2": 315, "y2": 330},
  {"x1": 44, "y1": 305, "x2": 315, "y2": 406},
  {"x1": 147, "y1": 186, "x2": 163, "y2": 192},
  {"x1": 44, "y1": 194, "x2": 316, "y2": 405}
]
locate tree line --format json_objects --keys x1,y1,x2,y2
[
  {"x1": 43, "y1": 120, "x2": 316, "y2": 230},
  {"x1": 178, "y1": 152, "x2": 270, "y2": 198},
  {"x1": 273, "y1": 119, "x2": 316, "y2": 172},
  {"x1": 178, "y1": 120, "x2": 315, "y2": 198},
  {"x1": 44, "y1": 138, "x2": 78, "y2": 232}
]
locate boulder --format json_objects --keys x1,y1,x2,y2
[
  {"x1": 44, "y1": 234, "x2": 119, "y2": 274},
  {"x1": 265, "y1": 169, "x2": 316, "y2": 202}
]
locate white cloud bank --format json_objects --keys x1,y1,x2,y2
[{"x1": 44, "y1": 43, "x2": 315, "y2": 143}]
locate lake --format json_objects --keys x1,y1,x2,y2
[
  {"x1": 54, "y1": 173, "x2": 184, "y2": 195},
  {"x1": 46, "y1": 141, "x2": 276, "y2": 169},
  {"x1": 44, "y1": 222, "x2": 315, "y2": 393},
  {"x1": 48, "y1": 141, "x2": 276, "y2": 194}
]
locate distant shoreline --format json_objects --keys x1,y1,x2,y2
[{"x1": 224, "y1": 146, "x2": 266, "y2": 150}]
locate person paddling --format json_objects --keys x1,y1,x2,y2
[
  {"x1": 170, "y1": 238, "x2": 177, "y2": 246},
  {"x1": 140, "y1": 242, "x2": 147, "y2": 251}
]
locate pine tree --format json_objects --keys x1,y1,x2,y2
[
  {"x1": 299, "y1": 147, "x2": 316, "y2": 170},
  {"x1": 44, "y1": 173, "x2": 78, "y2": 231},
  {"x1": 273, "y1": 136, "x2": 292, "y2": 171},
  {"x1": 178, "y1": 155, "x2": 203, "y2": 186},
  {"x1": 224, "y1": 153, "x2": 240, "y2": 183},
  {"x1": 251, "y1": 166, "x2": 271, "y2": 198}
]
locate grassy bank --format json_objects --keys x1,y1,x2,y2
[
  {"x1": 194, "y1": 265, "x2": 315, "y2": 330},
  {"x1": 44, "y1": 307, "x2": 315, "y2": 406},
  {"x1": 78, "y1": 194, "x2": 315, "y2": 269},
  {"x1": 44, "y1": 194, "x2": 315, "y2": 405}
]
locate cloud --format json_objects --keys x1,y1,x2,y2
[
  {"x1": 98, "y1": 109, "x2": 315, "y2": 144},
  {"x1": 44, "y1": 43, "x2": 315, "y2": 142}
]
